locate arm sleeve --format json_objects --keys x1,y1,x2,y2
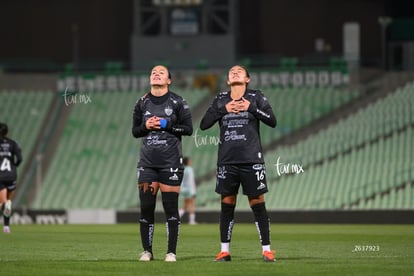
[
  {"x1": 14, "y1": 142, "x2": 23, "y2": 167},
  {"x1": 132, "y1": 100, "x2": 150, "y2": 138},
  {"x1": 200, "y1": 96, "x2": 227, "y2": 130},
  {"x1": 169, "y1": 99, "x2": 193, "y2": 136},
  {"x1": 247, "y1": 91, "x2": 277, "y2": 128}
]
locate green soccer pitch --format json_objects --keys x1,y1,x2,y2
[{"x1": 0, "y1": 224, "x2": 413, "y2": 275}]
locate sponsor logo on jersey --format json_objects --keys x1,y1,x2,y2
[
  {"x1": 224, "y1": 130, "x2": 246, "y2": 141},
  {"x1": 252, "y1": 164, "x2": 264, "y2": 170},
  {"x1": 0, "y1": 143, "x2": 11, "y2": 150},
  {"x1": 144, "y1": 111, "x2": 151, "y2": 116},
  {"x1": 146, "y1": 136, "x2": 167, "y2": 145}
]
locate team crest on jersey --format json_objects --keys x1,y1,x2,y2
[{"x1": 164, "y1": 106, "x2": 173, "y2": 116}]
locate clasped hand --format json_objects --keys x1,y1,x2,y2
[
  {"x1": 145, "y1": 116, "x2": 163, "y2": 130},
  {"x1": 225, "y1": 97, "x2": 250, "y2": 114}
]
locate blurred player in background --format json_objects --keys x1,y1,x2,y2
[
  {"x1": 132, "y1": 65, "x2": 193, "y2": 262},
  {"x1": 0, "y1": 122, "x2": 22, "y2": 233},
  {"x1": 200, "y1": 65, "x2": 277, "y2": 262},
  {"x1": 179, "y1": 156, "x2": 197, "y2": 225}
]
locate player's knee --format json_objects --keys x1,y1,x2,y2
[
  {"x1": 162, "y1": 192, "x2": 179, "y2": 220},
  {"x1": 139, "y1": 185, "x2": 156, "y2": 222},
  {"x1": 251, "y1": 202, "x2": 268, "y2": 219},
  {"x1": 221, "y1": 202, "x2": 236, "y2": 217},
  {"x1": 221, "y1": 195, "x2": 237, "y2": 205}
]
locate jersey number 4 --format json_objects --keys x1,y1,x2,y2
[{"x1": 0, "y1": 158, "x2": 11, "y2": 171}]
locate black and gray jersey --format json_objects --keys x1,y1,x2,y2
[
  {"x1": 0, "y1": 137, "x2": 22, "y2": 181},
  {"x1": 132, "y1": 91, "x2": 193, "y2": 168},
  {"x1": 200, "y1": 88, "x2": 276, "y2": 165}
]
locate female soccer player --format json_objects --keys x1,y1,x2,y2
[
  {"x1": 132, "y1": 65, "x2": 193, "y2": 262},
  {"x1": 0, "y1": 122, "x2": 23, "y2": 233},
  {"x1": 200, "y1": 65, "x2": 277, "y2": 262}
]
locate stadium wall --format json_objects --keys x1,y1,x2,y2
[
  {"x1": 0, "y1": 0, "x2": 387, "y2": 68},
  {"x1": 5, "y1": 209, "x2": 414, "y2": 225}
]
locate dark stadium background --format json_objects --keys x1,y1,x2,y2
[
  {"x1": 0, "y1": 0, "x2": 413, "y2": 224},
  {"x1": 1, "y1": 0, "x2": 413, "y2": 70}
]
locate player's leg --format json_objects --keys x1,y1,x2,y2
[
  {"x1": 248, "y1": 194, "x2": 275, "y2": 261},
  {"x1": 3, "y1": 187, "x2": 15, "y2": 231},
  {"x1": 1, "y1": 182, "x2": 15, "y2": 233},
  {"x1": 0, "y1": 185, "x2": 7, "y2": 216},
  {"x1": 5, "y1": 187, "x2": 15, "y2": 216},
  {"x1": 160, "y1": 184, "x2": 181, "y2": 262},
  {"x1": 179, "y1": 197, "x2": 188, "y2": 218},
  {"x1": 215, "y1": 165, "x2": 239, "y2": 262},
  {"x1": 242, "y1": 164, "x2": 275, "y2": 262},
  {"x1": 215, "y1": 194, "x2": 236, "y2": 261},
  {"x1": 138, "y1": 180, "x2": 159, "y2": 261},
  {"x1": 159, "y1": 167, "x2": 183, "y2": 262},
  {"x1": 188, "y1": 197, "x2": 197, "y2": 225},
  {"x1": 137, "y1": 167, "x2": 160, "y2": 261}
]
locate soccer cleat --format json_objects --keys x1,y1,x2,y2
[
  {"x1": 215, "y1": 251, "x2": 231, "y2": 262},
  {"x1": 165, "y1": 252, "x2": 176, "y2": 262},
  {"x1": 3, "y1": 226, "x2": 10, "y2": 233},
  {"x1": 139, "y1": 250, "x2": 153, "y2": 261},
  {"x1": 3, "y1": 200, "x2": 12, "y2": 217},
  {"x1": 263, "y1": 250, "x2": 276, "y2": 262}
]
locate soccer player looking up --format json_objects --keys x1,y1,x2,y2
[
  {"x1": 0, "y1": 122, "x2": 22, "y2": 234},
  {"x1": 200, "y1": 65, "x2": 277, "y2": 262},
  {"x1": 132, "y1": 65, "x2": 193, "y2": 262}
]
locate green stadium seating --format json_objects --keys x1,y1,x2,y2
[{"x1": 0, "y1": 90, "x2": 54, "y2": 169}]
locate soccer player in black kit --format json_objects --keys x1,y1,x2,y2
[
  {"x1": 0, "y1": 122, "x2": 22, "y2": 233},
  {"x1": 200, "y1": 65, "x2": 277, "y2": 262},
  {"x1": 132, "y1": 65, "x2": 193, "y2": 262}
]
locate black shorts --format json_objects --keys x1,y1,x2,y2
[
  {"x1": 0, "y1": 180, "x2": 17, "y2": 192},
  {"x1": 137, "y1": 167, "x2": 184, "y2": 186},
  {"x1": 215, "y1": 164, "x2": 268, "y2": 196}
]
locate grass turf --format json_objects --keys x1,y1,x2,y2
[{"x1": 0, "y1": 223, "x2": 413, "y2": 275}]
